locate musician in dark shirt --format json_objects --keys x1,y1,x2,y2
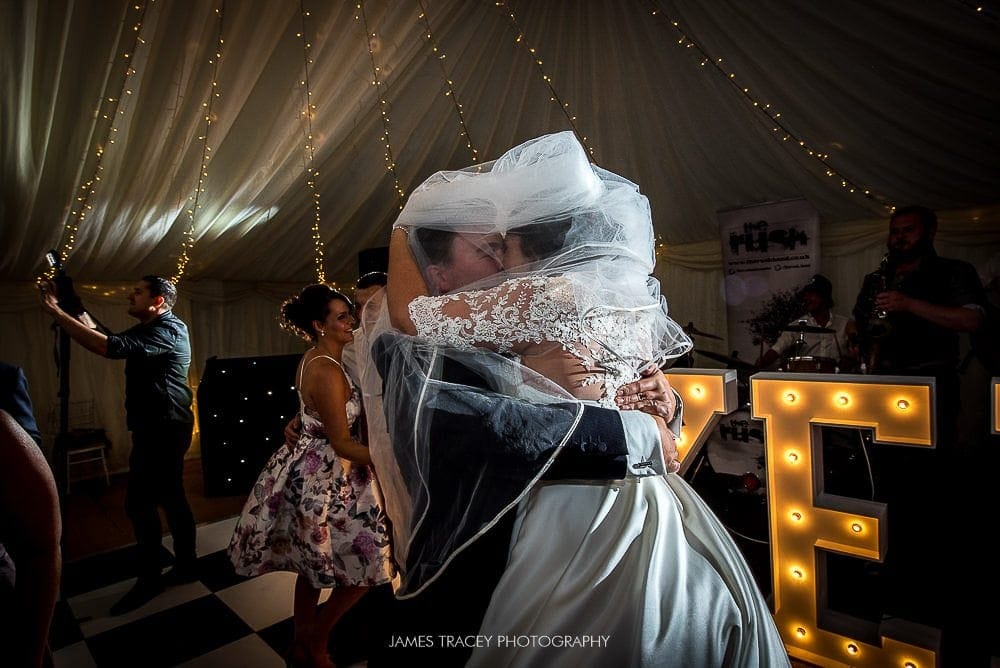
[
  {"x1": 852, "y1": 206, "x2": 989, "y2": 665},
  {"x1": 42, "y1": 275, "x2": 197, "y2": 616}
]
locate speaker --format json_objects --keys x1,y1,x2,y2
[
  {"x1": 358, "y1": 246, "x2": 389, "y2": 277},
  {"x1": 197, "y1": 354, "x2": 300, "y2": 496}
]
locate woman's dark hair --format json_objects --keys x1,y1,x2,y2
[{"x1": 279, "y1": 284, "x2": 352, "y2": 342}]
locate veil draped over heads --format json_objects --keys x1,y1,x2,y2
[
  {"x1": 397, "y1": 130, "x2": 691, "y2": 367},
  {"x1": 357, "y1": 132, "x2": 691, "y2": 596}
]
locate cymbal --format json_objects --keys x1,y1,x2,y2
[
  {"x1": 683, "y1": 321, "x2": 723, "y2": 341},
  {"x1": 782, "y1": 323, "x2": 834, "y2": 334},
  {"x1": 694, "y1": 349, "x2": 756, "y2": 370}
]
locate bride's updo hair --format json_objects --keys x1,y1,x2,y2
[{"x1": 279, "y1": 284, "x2": 352, "y2": 342}]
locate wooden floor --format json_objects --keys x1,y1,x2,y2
[{"x1": 62, "y1": 457, "x2": 247, "y2": 563}]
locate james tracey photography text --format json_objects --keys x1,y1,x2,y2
[{"x1": 387, "y1": 634, "x2": 612, "y2": 649}]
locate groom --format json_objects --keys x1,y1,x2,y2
[{"x1": 365, "y1": 226, "x2": 682, "y2": 666}]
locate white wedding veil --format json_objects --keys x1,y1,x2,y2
[
  {"x1": 357, "y1": 131, "x2": 691, "y2": 596},
  {"x1": 398, "y1": 130, "x2": 691, "y2": 368}
]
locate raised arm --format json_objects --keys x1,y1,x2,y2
[
  {"x1": 386, "y1": 228, "x2": 427, "y2": 335},
  {"x1": 40, "y1": 283, "x2": 109, "y2": 356}
]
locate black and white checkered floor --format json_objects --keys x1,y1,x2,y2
[{"x1": 50, "y1": 516, "x2": 390, "y2": 667}]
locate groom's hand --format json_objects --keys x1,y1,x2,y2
[
  {"x1": 283, "y1": 414, "x2": 301, "y2": 449},
  {"x1": 652, "y1": 416, "x2": 681, "y2": 473},
  {"x1": 615, "y1": 366, "x2": 676, "y2": 422}
]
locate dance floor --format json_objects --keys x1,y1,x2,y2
[{"x1": 50, "y1": 516, "x2": 388, "y2": 667}]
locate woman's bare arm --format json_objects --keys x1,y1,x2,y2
[
  {"x1": 303, "y1": 360, "x2": 372, "y2": 466},
  {"x1": 386, "y1": 228, "x2": 426, "y2": 334}
]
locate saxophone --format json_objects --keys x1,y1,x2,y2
[
  {"x1": 859, "y1": 254, "x2": 892, "y2": 372},
  {"x1": 868, "y1": 254, "x2": 892, "y2": 338}
]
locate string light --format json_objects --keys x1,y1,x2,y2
[
  {"x1": 492, "y1": 1, "x2": 596, "y2": 161},
  {"x1": 417, "y1": 0, "x2": 479, "y2": 163},
  {"x1": 39, "y1": 1, "x2": 150, "y2": 284},
  {"x1": 645, "y1": 0, "x2": 889, "y2": 211},
  {"x1": 356, "y1": 0, "x2": 406, "y2": 210},
  {"x1": 172, "y1": 2, "x2": 226, "y2": 284},
  {"x1": 297, "y1": 1, "x2": 325, "y2": 282},
  {"x1": 954, "y1": 0, "x2": 998, "y2": 23}
]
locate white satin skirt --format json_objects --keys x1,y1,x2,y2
[{"x1": 469, "y1": 414, "x2": 791, "y2": 668}]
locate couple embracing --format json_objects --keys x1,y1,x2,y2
[{"x1": 357, "y1": 132, "x2": 789, "y2": 667}]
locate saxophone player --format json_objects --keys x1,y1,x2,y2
[{"x1": 850, "y1": 204, "x2": 989, "y2": 666}]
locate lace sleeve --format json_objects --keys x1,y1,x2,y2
[{"x1": 408, "y1": 276, "x2": 579, "y2": 353}]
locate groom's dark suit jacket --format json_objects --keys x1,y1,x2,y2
[{"x1": 367, "y1": 331, "x2": 639, "y2": 667}]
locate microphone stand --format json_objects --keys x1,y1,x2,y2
[{"x1": 51, "y1": 320, "x2": 72, "y2": 518}]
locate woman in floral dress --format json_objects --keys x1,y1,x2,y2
[{"x1": 228, "y1": 285, "x2": 393, "y2": 668}]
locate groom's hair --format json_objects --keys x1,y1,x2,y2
[
  {"x1": 414, "y1": 228, "x2": 457, "y2": 266},
  {"x1": 507, "y1": 219, "x2": 572, "y2": 263}
]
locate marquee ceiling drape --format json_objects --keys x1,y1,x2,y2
[{"x1": 3, "y1": 0, "x2": 998, "y2": 286}]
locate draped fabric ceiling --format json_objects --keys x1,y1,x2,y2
[{"x1": 2, "y1": 0, "x2": 999, "y2": 468}]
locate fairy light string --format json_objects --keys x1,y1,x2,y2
[
  {"x1": 417, "y1": 0, "x2": 479, "y2": 163},
  {"x1": 172, "y1": 2, "x2": 226, "y2": 284},
  {"x1": 492, "y1": 1, "x2": 595, "y2": 161},
  {"x1": 356, "y1": 0, "x2": 406, "y2": 211},
  {"x1": 39, "y1": 1, "x2": 151, "y2": 283},
  {"x1": 296, "y1": 1, "x2": 326, "y2": 282},
  {"x1": 954, "y1": 0, "x2": 999, "y2": 24},
  {"x1": 646, "y1": 0, "x2": 887, "y2": 210}
]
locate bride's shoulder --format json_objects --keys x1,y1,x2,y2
[{"x1": 496, "y1": 273, "x2": 575, "y2": 294}]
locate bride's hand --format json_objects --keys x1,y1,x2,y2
[
  {"x1": 652, "y1": 415, "x2": 681, "y2": 473},
  {"x1": 615, "y1": 366, "x2": 676, "y2": 422}
]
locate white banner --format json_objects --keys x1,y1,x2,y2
[{"x1": 718, "y1": 199, "x2": 820, "y2": 362}]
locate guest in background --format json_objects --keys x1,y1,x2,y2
[
  {"x1": 228, "y1": 285, "x2": 393, "y2": 668},
  {"x1": 342, "y1": 271, "x2": 388, "y2": 383},
  {"x1": 755, "y1": 274, "x2": 855, "y2": 372},
  {"x1": 852, "y1": 204, "x2": 988, "y2": 666},
  {"x1": 353, "y1": 271, "x2": 388, "y2": 320},
  {"x1": 0, "y1": 409, "x2": 61, "y2": 668},
  {"x1": 0, "y1": 361, "x2": 43, "y2": 446},
  {"x1": 285, "y1": 271, "x2": 390, "y2": 448},
  {"x1": 40, "y1": 275, "x2": 197, "y2": 615}
]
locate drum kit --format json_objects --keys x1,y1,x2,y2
[{"x1": 775, "y1": 322, "x2": 838, "y2": 374}]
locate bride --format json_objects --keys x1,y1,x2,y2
[{"x1": 361, "y1": 131, "x2": 789, "y2": 667}]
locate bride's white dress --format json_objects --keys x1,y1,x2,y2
[{"x1": 409, "y1": 275, "x2": 790, "y2": 668}]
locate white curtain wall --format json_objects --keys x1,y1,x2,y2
[
  {"x1": 5, "y1": 207, "x2": 998, "y2": 471},
  {"x1": 2, "y1": 0, "x2": 998, "y2": 469}
]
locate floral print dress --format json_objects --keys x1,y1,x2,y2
[{"x1": 228, "y1": 355, "x2": 393, "y2": 588}]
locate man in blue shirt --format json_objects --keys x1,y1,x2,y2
[{"x1": 42, "y1": 275, "x2": 197, "y2": 615}]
